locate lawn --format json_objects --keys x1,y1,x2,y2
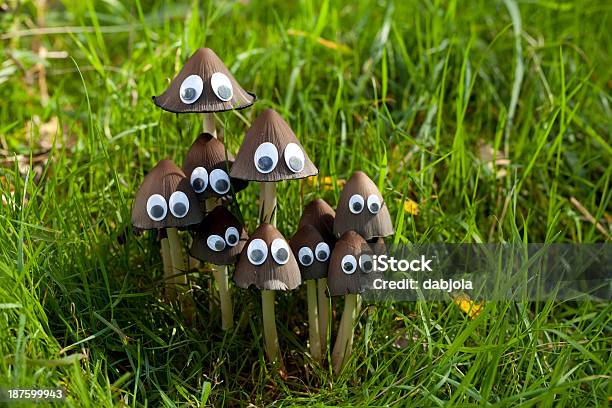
[{"x1": 0, "y1": 0, "x2": 610, "y2": 406}]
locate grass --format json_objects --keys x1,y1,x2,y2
[{"x1": 1, "y1": 0, "x2": 611, "y2": 406}]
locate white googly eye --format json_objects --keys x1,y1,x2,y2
[
  {"x1": 168, "y1": 191, "x2": 190, "y2": 218},
  {"x1": 359, "y1": 254, "x2": 373, "y2": 273},
  {"x1": 283, "y1": 143, "x2": 305, "y2": 173},
  {"x1": 314, "y1": 242, "x2": 330, "y2": 262},
  {"x1": 341, "y1": 255, "x2": 357, "y2": 275},
  {"x1": 271, "y1": 238, "x2": 290, "y2": 265},
  {"x1": 367, "y1": 194, "x2": 382, "y2": 214},
  {"x1": 247, "y1": 238, "x2": 268, "y2": 265},
  {"x1": 207, "y1": 234, "x2": 225, "y2": 252},
  {"x1": 210, "y1": 72, "x2": 233, "y2": 101},
  {"x1": 225, "y1": 227, "x2": 240, "y2": 247},
  {"x1": 209, "y1": 169, "x2": 231, "y2": 194},
  {"x1": 254, "y1": 142, "x2": 279, "y2": 174},
  {"x1": 190, "y1": 167, "x2": 208, "y2": 193},
  {"x1": 298, "y1": 247, "x2": 314, "y2": 266},
  {"x1": 348, "y1": 194, "x2": 365, "y2": 214},
  {"x1": 146, "y1": 194, "x2": 167, "y2": 221},
  {"x1": 179, "y1": 74, "x2": 203, "y2": 104}
]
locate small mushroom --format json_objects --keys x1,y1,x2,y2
[
  {"x1": 230, "y1": 109, "x2": 318, "y2": 182},
  {"x1": 298, "y1": 198, "x2": 336, "y2": 245},
  {"x1": 235, "y1": 223, "x2": 301, "y2": 290},
  {"x1": 190, "y1": 206, "x2": 248, "y2": 265},
  {"x1": 152, "y1": 48, "x2": 256, "y2": 114},
  {"x1": 183, "y1": 132, "x2": 248, "y2": 200},
  {"x1": 334, "y1": 171, "x2": 394, "y2": 240},
  {"x1": 289, "y1": 224, "x2": 331, "y2": 362}
]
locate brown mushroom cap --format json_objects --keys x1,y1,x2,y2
[
  {"x1": 298, "y1": 198, "x2": 336, "y2": 245},
  {"x1": 132, "y1": 159, "x2": 203, "y2": 230},
  {"x1": 230, "y1": 109, "x2": 318, "y2": 181},
  {"x1": 183, "y1": 133, "x2": 248, "y2": 200},
  {"x1": 333, "y1": 171, "x2": 394, "y2": 240},
  {"x1": 289, "y1": 224, "x2": 330, "y2": 280},
  {"x1": 327, "y1": 230, "x2": 376, "y2": 296},
  {"x1": 234, "y1": 223, "x2": 301, "y2": 290},
  {"x1": 152, "y1": 48, "x2": 256, "y2": 113},
  {"x1": 190, "y1": 206, "x2": 248, "y2": 265}
]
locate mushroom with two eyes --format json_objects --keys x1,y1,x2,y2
[
  {"x1": 327, "y1": 230, "x2": 375, "y2": 374},
  {"x1": 333, "y1": 171, "x2": 394, "y2": 240},
  {"x1": 289, "y1": 225, "x2": 331, "y2": 363},
  {"x1": 235, "y1": 223, "x2": 301, "y2": 364},
  {"x1": 231, "y1": 108, "x2": 317, "y2": 364},
  {"x1": 297, "y1": 198, "x2": 336, "y2": 354},
  {"x1": 131, "y1": 159, "x2": 203, "y2": 302}
]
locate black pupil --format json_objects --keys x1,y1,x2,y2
[
  {"x1": 343, "y1": 262, "x2": 354, "y2": 271},
  {"x1": 173, "y1": 202, "x2": 186, "y2": 216},
  {"x1": 182, "y1": 87, "x2": 196, "y2": 100},
  {"x1": 251, "y1": 249, "x2": 264, "y2": 262},
  {"x1": 275, "y1": 248, "x2": 288, "y2": 262},
  {"x1": 363, "y1": 260, "x2": 373, "y2": 271},
  {"x1": 151, "y1": 205, "x2": 164, "y2": 219},
  {"x1": 218, "y1": 85, "x2": 231, "y2": 99},
  {"x1": 352, "y1": 202, "x2": 363, "y2": 212},
  {"x1": 214, "y1": 240, "x2": 224, "y2": 250},
  {"x1": 288, "y1": 156, "x2": 303, "y2": 171},
  {"x1": 192, "y1": 178, "x2": 205, "y2": 191},
  {"x1": 301, "y1": 254, "x2": 312, "y2": 265},
  {"x1": 370, "y1": 202, "x2": 379, "y2": 212},
  {"x1": 227, "y1": 234, "x2": 237, "y2": 244},
  {"x1": 258, "y1": 156, "x2": 273, "y2": 171},
  {"x1": 215, "y1": 179, "x2": 229, "y2": 192},
  {"x1": 317, "y1": 251, "x2": 327, "y2": 260}
]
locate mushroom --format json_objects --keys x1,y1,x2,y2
[
  {"x1": 231, "y1": 108, "x2": 317, "y2": 364},
  {"x1": 132, "y1": 159, "x2": 203, "y2": 300},
  {"x1": 297, "y1": 198, "x2": 336, "y2": 357},
  {"x1": 289, "y1": 224, "x2": 331, "y2": 362},
  {"x1": 333, "y1": 171, "x2": 394, "y2": 240},
  {"x1": 235, "y1": 223, "x2": 301, "y2": 363},
  {"x1": 183, "y1": 132, "x2": 248, "y2": 201},
  {"x1": 327, "y1": 230, "x2": 375, "y2": 374}
]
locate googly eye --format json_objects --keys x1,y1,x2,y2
[
  {"x1": 314, "y1": 242, "x2": 330, "y2": 262},
  {"x1": 367, "y1": 194, "x2": 382, "y2": 214},
  {"x1": 179, "y1": 74, "x2": 204, "y2": 104},
  {"x1": 341, "y1": 255, "x2": 357, "y2": 275},
  {"x1": 298, "y1": 246, "x2": 314, "y2": 266},
  {"x1": 254, "y1": 142, "x2": 279, "y2": 174},
  {"x1": 283, "y1": 143, "x2": 305, "y2": 173},
  {"x1": 225, "y1": 227, "x2": 240, "y2": 247},
  {"x1": 168, "y1": 191, "x2": 190, "y2": 218},
  {"x1": 209, "y1": 169, "x2": 230, "y2": 195},
  {"x1": 348, "y1": 194, "x2": 365, "y2": 214},
  {"x1": 271, "y1": 238, "x2": 290, "y2": 265},
  {"x1": 247, "y1": 238, "x2": 268, "y2": 265},
  {"x1": 210, "y1": 72, "x2": 233, "y2": 101},
  {"x1": 146, "y1": 194, "x2": 167, "y2": 221},
  {"x1": 207, "y1": 234, "x2": 225, "y2": 252},
  {"x1": 359, "y1": 254, "x2": 373, "y2": 273},
  {"x1": 190, "y1": 167, "x2": 208, "y2": 193}
]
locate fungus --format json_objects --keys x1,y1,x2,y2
[{"x1": 333, "y1": 171, "x2": 393, "y2": 240}]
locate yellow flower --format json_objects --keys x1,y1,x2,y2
[
  {"x1": 403, "y1": 199, "x2": 420, "y2": 215},
  {"x1": 453, "y1": 294, "x2": 484, "y2": 319},
  {"x1": 306, "y1": 176, "x2": 345, "y2": 191}
]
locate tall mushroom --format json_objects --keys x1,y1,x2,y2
[
  {"x1": 333, "y1": 171, "x2": 394, "y2": 240},
  {"x1": 234, "y1": 223, "x2": 301, "y2": 364},
  {"x1": 297, "y1": 198, "x2": 336, "y2": 357},
  {"x1": 231, "y1": 108, "x2": 317, "y2": 364},
  {"x1": 153, "y1": 47, "x2": 256, "y2": 329},
  {"x1": 132, "y1": 159, "x2": 203, "y2": 301},
  {"x1": 183, "y1": 132, "x2": 248, "y2": 329},
  {"x1": 289, "y1": 224, "x2": 331, "y2": 363},
  {"x1": 327, "y1": 230, "x2": 374, "y2": 374}
]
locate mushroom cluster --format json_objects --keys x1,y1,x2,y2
[{"x1": 131, "y1": 46, "x2": 394, "y2": 373}]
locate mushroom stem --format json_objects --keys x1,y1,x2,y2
[
  {"x1": 160, "y1": 235, "x2": 174, "y2": 297},
  {"x1": 202, "y1": 112, "x2": 217, "y2": 138},
  {"x1": 306, "y1": 280, "x2": 322, "y2": 363},
  {"x1": 331, "y1": 293, "x2": 359, "y2": 375},
  {"x1": 317, "y1": 277, "x2": 329, "y2": 357},
  {"x1": 259, "y1": 181, "x2": 280, "y2": 364},
  {"x1": 166, "y1": 227, "x2": 187, "y2": 294}
]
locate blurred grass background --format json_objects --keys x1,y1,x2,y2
[{"x1": 0, "y1": 0, "x2": 610, "y2": 406}]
